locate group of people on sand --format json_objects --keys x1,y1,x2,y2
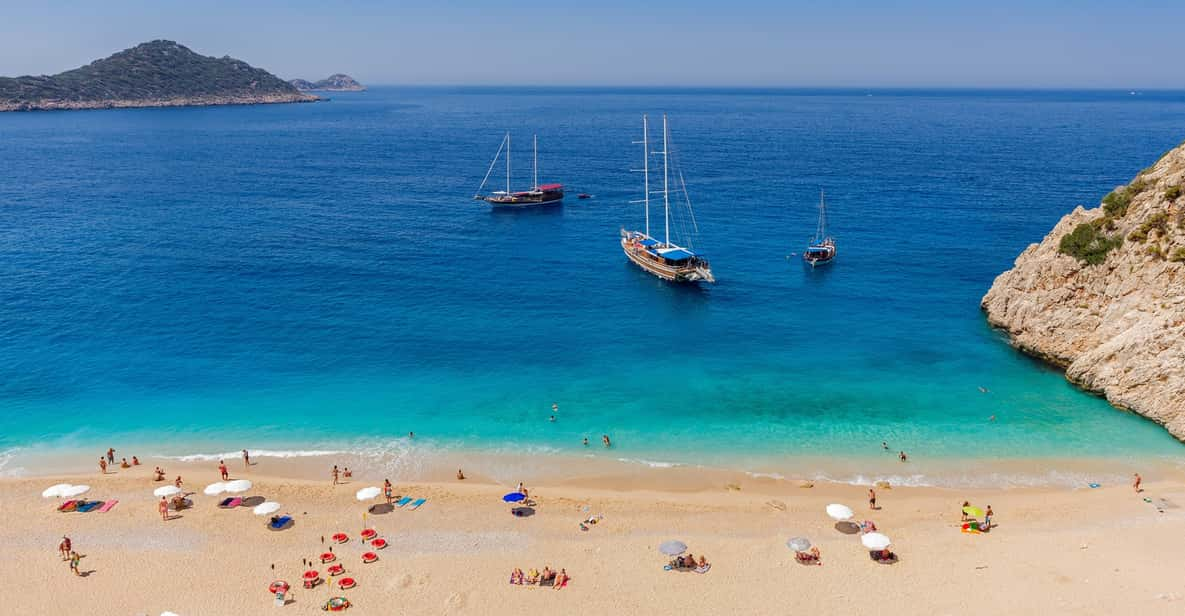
[
  {"x1": 330, "y1": 465, "x2": 353, "y2": 485},
  {"x1": 510, "y1": 566, "x2": 570, "y2": 589},
  {"x1": 669, "y1": 553, "x2": 711, "y2": 573},
  {"x1": 961, "y1": 500, "x2": 995, "y2": 532},
  {"x1": 58, "y1": 536, "x2": 85, "y2": 575},
  {"x1": 98, "y1": 446, "x2": 140, "y2": 473}
]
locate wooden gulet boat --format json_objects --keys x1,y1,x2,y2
[
  {"x1": 474, "y1": 133, "x2": 564, "y2": 207},
  {"x1": 620, "y1": 114, "x2": 714, "y2": 283}
]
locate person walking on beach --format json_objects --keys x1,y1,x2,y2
[
  {"x1": 242, "y1": 449, "x2": 250, "y2": 468},
  {"x1": 332, "y1": 465, "x2": 340, "y2": 485},
  {"x1": 69, "y1": 551, "x2": 84, "y2": 576},
  {"x1": 961, "y1": 501, "x2": 971, "y2": 522},
  {"x1": 98, "y1": 457, "x2": 107, "y2": 474},
  {"x1": 1133, "y1": 473, "x2": 1142, "y2": 493},
  {"x1": 983, "y1": 505, "x2": 994, "y2": 531},
  {"x1": 456, "y1": 469, "x2": 465, "y2": 480},
  {"x1": 174, "y1": 475, "x2": 183, "y2": 489},
  {"x1": 106, "y1": 447, "x2": 115, "y2": 464},
  {"x1": 58, "y1": 536, "x2": 72, "y2": 561},
  {"x1": 383, "y1": 479, "x2": 393, "y2": 504},
  {"x1": 158, "y1": 496, "x2": 169, "y2": 522},
  {"x1": 869, "y1": 488, "x2": 877, "y2": 510},
  {"x1": 219, "y1": 460, "x2": 229, "y2": 480}
]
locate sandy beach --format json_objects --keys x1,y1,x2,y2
[{"x1": 5, "y1": 456, "x2": 1185, "y2": 616}]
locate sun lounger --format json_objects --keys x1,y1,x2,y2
[
  {"x1": 76, "y1": 501, "x2": 104, "y2": 512},
  {"x1": 58, "y1": 500, "x2": 78, "y2": 512},
  {"x1": 409, "y1": 498, "x2": 427, "y2": 510},
  {"x1": 395, "y1": 496, "x2": 412, "y2": 507},
  {"x1": 97, "y1": 499, "x2": 119, "y2": 513},
  {"x1": 219, "y1": 497, "x2": 242, "y2": 509}
]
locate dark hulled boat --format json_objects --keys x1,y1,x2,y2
[{"x1": 474, "y1": 133, "x2": 564, "y2": 208}]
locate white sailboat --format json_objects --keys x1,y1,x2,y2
[
  {"x1": 803, "y1": 190, "x2": 836, "y2": 267},
  {"x1": 473, "y1": 133, "x2": 564, "y2": 207},
  {"x1": 620, "y1": 114, "x2": 714, "y2": 283}
]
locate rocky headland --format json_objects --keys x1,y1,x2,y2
[
  {"x1": 0, "y1": 40, "x2": 317, "y2": 112},
  {"x1": 290, "y1": 73, "x2": 365, "y2": 91},
  {"x1": 982, "y1": 140, "x2": 1185, "y2": 439}
]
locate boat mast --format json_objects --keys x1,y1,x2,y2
[
  {"x1": 643, "y1": 115, "x2": 650, "y2": 237},
  {"x1": 533, "y1": 134, "x2": 538, "y2": 190},
  {"x1": 506, "y1": 132, "x2": 511, "y2": 194},
  {"x1": 817, "y1": 190, "x2": 827, "y2": 240},
  {"x1": 662, "y1": 113, "x2": 670, "y2": 247}
]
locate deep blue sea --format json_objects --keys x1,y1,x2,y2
[{"x1": 3, "y1": 87, "x2": 1184, "y2": 485}]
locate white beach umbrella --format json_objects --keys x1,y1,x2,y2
[
  {"x1": 355, "y1": 486, "x2": 381, "y2": 501},
  {"x1": 61, "y1": 484, "x2": 90, "y2": 498},
  {"x1": 223, "y1": 479, "x2": 252, "y2": 493},
  {"x1": 154, "y1": 485, "x2": 182, "y2": 498},
  {"x1": 658, "y1": 540, "x2": 688, "y2": 556},
  {"x1": 861, "y1": 532, "x2": 892, "y2": 551},
  {"x1": 42, "y1": 483, "x2": 73, "y2": 498},
  {"x1": 253, "y1": 501, "x2": 282, "y2": 516},
  {"x1": 826, "y1": 503, "x2": 854, "y2": 521},
  {"x1": 203, "y1": 482, "x2": 227, "y2": 496}
]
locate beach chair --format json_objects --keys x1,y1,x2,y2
[
  {"x1": 408, "y1": 498, "x2": 427, "y2": 510},
  {"x1": 394, "y1": 496, "x2": 412, "y2": 508}
]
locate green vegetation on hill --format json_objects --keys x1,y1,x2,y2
[
  {"x1": 1059, "y1": 221, "x2": 1123, "y2": 265},
  {"x1": 0, "y1": 40, "x2": 309, "y2": 109}
]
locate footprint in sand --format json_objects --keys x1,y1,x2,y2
[{"x1": 445, "y1": 592, "x2": 467, "y2": 611}]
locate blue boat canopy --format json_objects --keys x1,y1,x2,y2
[
  {"x1": 805, "y1": 246, "x2": 831, "y2": 253},
  {"x1": 659, "y1": 248, "x2": 695, "y2": 261},
  {"x1": 639, "y1": 238, "x2": 660, "y2": 247}
]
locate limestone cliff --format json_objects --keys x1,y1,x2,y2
[{"x1": 982, "y1": 141, "x2": 1185, "y2": 439}]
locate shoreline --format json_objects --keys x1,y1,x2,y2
[{"x1": 0, "y1": 92, "x2": 318, "y2": 112}]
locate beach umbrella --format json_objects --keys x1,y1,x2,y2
[
  {"x1": 42, "y1": 483, "x2": 73, "y2": 498},
  {"x1": 154, "y1": 485, "x2": 182, "y2": 498},
  {"x1": 826, "y1": 504, "x2": 854, "y2": 521},
  {"x1": 253, "y1": 501, "x2": 281, "y2": 516},
  {"x1": 786, "y1": 537, "x2": 812, "y2": 552},
  {"x1": 223, "y1": 479, "x2": 252, "y2": 493},
  {"x1": 658, "y1": 540, "x2": 688, "y2": 556},
  {"x1": 355, "y1": 486, "x2": 381, "y2": 501},
  {"x1": 61, "y1": 484, "x2": 90, "y2": 498},
  {"x1": 502, "y1": 492, "x2": 526, "y2": 503},
  {"x1": 962, "y1": 505, "x2": 984, "y2": 517},
  {"x1": 861, "y1": 532, "x2": 892, "y2": 551},
  {"x1": 203, "y1": 482, "x2": 227, "y2": 496}
]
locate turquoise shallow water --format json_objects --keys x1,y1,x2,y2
[{"x1": 1, "y1": 87, "x2": 1184, "y2": 483}]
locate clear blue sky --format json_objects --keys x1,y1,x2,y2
[{"x1": 1, "y1": 0, "x2": 1182, "y2": 87}]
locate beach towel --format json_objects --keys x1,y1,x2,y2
[
  {"x1": 694, "y1": 564, "x2": 711, "y2": 574},
  {"x1": 219, "y1": 497, "x2": 242, "y2": 509},
  {"x1": 97, "y1": 500, "x2": 119, "y2": 513},
  {"x1": 270, "y1": 515, "x2": 293, "y2": 530},
  {"x1": 76, "y1": 501, "x2": 104, "y2": 513},
  {"x1": 395, "y1": 496, "x2": 412, "y2": 507},
  {"x1": 58, "y1": 500, "x2": 78, "y2": 512},
  {"x1": 409, "y1": 498, "x2": 427, "y2": 510}
]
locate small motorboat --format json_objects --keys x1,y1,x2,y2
[{"x1": 578, "y1": 193, "x2": 592, "y2": 199}]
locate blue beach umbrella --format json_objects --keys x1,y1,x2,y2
[{"x1": 503, "y1": 492, "x2": 526, "y2": 503}]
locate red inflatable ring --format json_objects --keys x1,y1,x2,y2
[
  {"x1": 269, "y1": 580, "x2": 290, "y2": 594},
  {"x1": 338, "y1": 577, "x2": 356, "y2": 590},
  {"x1": 360, "y1": 528, "x2": 378, "y2": 541},
  {"x1": 361, "y1": 552, "x2": 378, "y2": 563},
  {"x1": 370, "y1": 538, "x2": 388, "y2": 550},
  {"x1": 320, "y1": 552, "x2": 336, "y2": 563},
  {"x1": 327, "y1": 563, "x2": 344, "y2": 576},
  {"x1": 331, "y1": 532, "x2": 348, "y2": 544},
  {"x1": 302, "y1": 570, "x2": 319, "y2": 581}
]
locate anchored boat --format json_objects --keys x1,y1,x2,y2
[
  {"x1": 620, "y1": 114, "x2": 714, "y2": 284},
  {"x1": 474, "y1": 133, "x2": 564, "y2": 207},
  {"x1": 803, "y1": 190, "x2": 836, "y2": 267}
]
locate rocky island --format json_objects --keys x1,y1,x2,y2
[
  {"x1": 289, "y1": 74, "x2": 365, "y2": 91},
  {"x1": 983, "y1": 140, "x2": 1185, "y2": 440},
  {"x1": 0, "y1": 40, "x2": 317, "y2": 112}
]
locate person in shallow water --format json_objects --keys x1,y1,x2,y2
[
  {"x1": 602, "y1": 435, "x2": 611, "y2": 448},
  {"x1": 899, "y1": 451, "x2": 908, "y2": 462},
  {"x1": 583, "y1": 437, "x2": 589, "y2": 446}
]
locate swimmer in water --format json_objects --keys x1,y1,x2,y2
[
  {"x1": 882, "y1": 441, "x2": 888, "y2": 450},
  {"x1": 549, "y1": 415, "x2": 556, "y2": 422},
  {"x1": 583, "y1": 437, "x2": 589, "y2": 446},
  {"x1": 602, "y1": 434, "x2": 611, "y2": 448}
]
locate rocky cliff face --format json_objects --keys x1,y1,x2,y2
[{"x1": 982, "y1": 141, "x2": 1185, "y2": 440}]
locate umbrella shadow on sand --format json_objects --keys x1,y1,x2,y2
[
  {"x1": 511, "y1": 506, "x2": 536, "y2": 518},
  {"x1": 241, "y1": 496, "x2": 266, "y2": 508},
  {"x1": 368, "y1": 503, "x2": 394, "y2": 515},
  {"x1": 834, "y1": 521, "x2": 860, "y2": 534}
]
